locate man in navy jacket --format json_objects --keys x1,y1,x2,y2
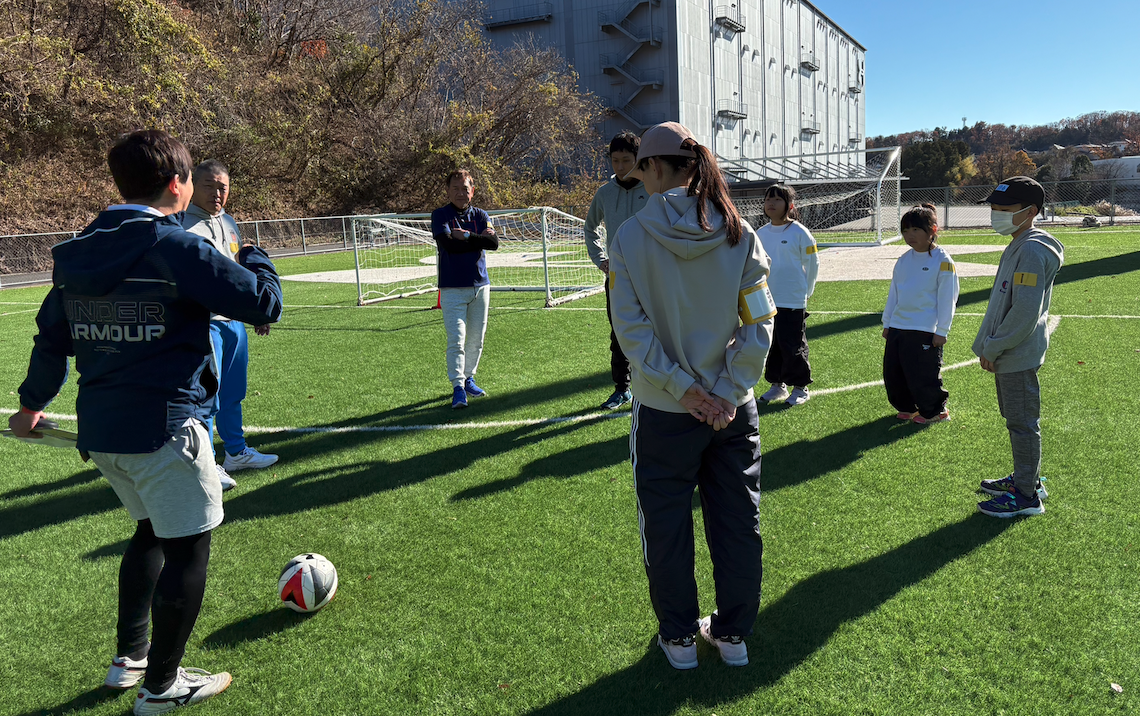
[{"x1": 9, "y1": 130, "x2": 282, "y2": 714}]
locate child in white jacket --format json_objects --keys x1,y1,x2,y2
[
  {"x1": 881, "y1": 203, "x2": 959, "y2": 423},
  {"x1": 756, "y1": 184, "x2": 819, "y2": 406}
]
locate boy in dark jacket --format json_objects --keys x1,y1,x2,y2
[{"x1": 8, "y1": 130, "x2": 282, "y2": 714}]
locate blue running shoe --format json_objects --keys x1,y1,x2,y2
[
  {"x1": 451, "y1": 386, "x2": 468, "y2": 409},
  {"x1": 600, "y1": 389, "x2": 632, "y2": 410},
  {"x1": 979, "y1": 474, "x2": 1048, "y2": 501},
  {"x1": 978, "y1": 490, "x2": 1044, "y2": 518},
  {"x1": 464, "y1": 377, "x2": 487, "y2": 398}
]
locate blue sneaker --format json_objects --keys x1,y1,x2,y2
[
  {"x1": 451, "y1": 386, "x2": 468, "y2": 409},
  {"x1": 600, "y1": 389, "x2": 632, "y2": 410},
  {"x1": 979, "y1": 474, "x2": 1048, "y2": 501},
  {"x1": 978, "y1": 490, "x2": 1044, "y2": 518},
  {"x1": 464, "y1": 377, "x2": 487, "y2": 398}
]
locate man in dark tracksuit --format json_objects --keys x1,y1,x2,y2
[{"x1": 9, "y1": 130, "x2": 282, "y2": 715}]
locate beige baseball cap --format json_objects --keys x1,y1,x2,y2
[{"x1": 634, "y1": 122, "x2": 699, "y2": 164}]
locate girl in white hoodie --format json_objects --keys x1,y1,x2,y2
[
  {"x1": 756, "y1": 184, "x2": 819, "y2": 406},
  {"x1": 881, "y1": 203, "x2": 959, "y2": 423}
]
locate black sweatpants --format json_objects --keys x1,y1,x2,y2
[
  {"x1": 882, "y1": 328, "x2": 948, "y2": 419},
  {"x1": 117, "y1": 520, "x2": 212, "y2": 693},
  {"x1": 630, "y1": 398, "x2": 762, "y2": 640},
  {"x1": 605, "y1": 282, "x2": 631, "y2": 392},
  {"x1": 763, "y1": 307, "x2": 812, "y2": 387}
]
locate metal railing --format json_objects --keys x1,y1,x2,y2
[
  {"x1": 716, "y1": 99, "x2": 748, "y2": 119},
  {"x1": 801, "y1": 119, "x2": 821, "y2": 134},
  {"x1": 800, "y1": 51, "x2": 820, "y2": 71},
  {"x1": 0, "y1": 214, "x2": 361, "y2": 287},
  {"x1": 714, "y1": 5, "x2": 745, "y2": 31},
  {"x1": 484, "y1": 2, "x2": 553, "y2": 28},
  {"x1": 599, "y1": 55, "x2": 665, "y2": 86}
]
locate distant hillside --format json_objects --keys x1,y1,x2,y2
[
  {"x1": 869, "y1": 111, "x2": 1140, "y2": 156},
  {"x1": 0, "y1": 0, "x2": 604, "y2": 234}
]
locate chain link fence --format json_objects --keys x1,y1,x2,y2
[
  {"x1": 901, "y1": 178, "x2": 1140, "y2": 231},
  {"x1": 3, "y1": 179, "x2": 1138, "y2": 287}
]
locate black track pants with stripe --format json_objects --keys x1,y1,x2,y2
[{"x1": 630, "y1": 398, "x2": 763, "y2": 640}]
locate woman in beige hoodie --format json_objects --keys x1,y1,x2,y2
[{"x1": 609, "y1": 122, "x2": 775, "y2": 671}]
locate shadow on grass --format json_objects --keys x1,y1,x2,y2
[
  {"x1": 226, "y1": 404, "x2": 618, "y2": 522},
  {"x1": 521, "y1": 513, "x2": 1011, "y2": 716},
  {"x1": 0, "y1": 480, "x2": 120, "y2": 540},
  {"x1": 202, "y1": 608, "x2": 315, "y2": 649},
  {"x1": 0, "y1": 468, "x2": 102, "y2": 499},
  {"x1": 761, "y1": 415, "x2": 918, "y2": 493},
  {"x1": 12, "y1": 686, "x2": 129, "y2": 716},
  {"x1": 450, "y1": 433, "x2": 628, "y2": 501},
  {"x1": 82, "y1": 539, "x2": 129, "y2": 561}
]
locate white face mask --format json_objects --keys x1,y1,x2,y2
[{"x1": 991, "y1": 207, "x2": 1031, "y2": 236}]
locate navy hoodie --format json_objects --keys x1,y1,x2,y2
[{"x1": 17, "y1": 208, "x2": 283, "y2": 454}]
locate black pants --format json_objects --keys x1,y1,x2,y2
[
  {"x1": 630, "y1": 399, "x2": 763, "y2": 640},
  {"x1": 117, "y1": 520, "x2": 212, "y2": 693},
  {"x1": 883, "y1": 328, "x2": 948, "y2": 418},
  {"x1": 764, "y1": 307, "x2": 812, "y2": 387},
  {"x1": 605, "y1": 282, "x2": 631, "y2": 392}
]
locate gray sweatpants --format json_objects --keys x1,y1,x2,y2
[
  {"x1": 995, "y1": 368, "x2": 1042, "y2": 497},
  {"x1": 630, "y1": 398, "x2": 763, "y2": 640}
]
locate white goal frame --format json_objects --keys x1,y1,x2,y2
[{"x1": 351, "y1": 207, "x2": 602, "y2": 308}]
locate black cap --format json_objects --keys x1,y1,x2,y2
[{"x1": 981, "y1": 176, "x2": 1045, "y2": 211}]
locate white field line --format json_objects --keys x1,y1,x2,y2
[
  {"x1": 0, "y1": 302, "x2": 42, "y2": 305},
  {"x1": 0, "y1": 309, "x2": 38, "y2": 317},
  {"x1": 0, "y1": 314, "x2": 1083, "y2": 433}
]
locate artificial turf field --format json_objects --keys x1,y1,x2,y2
[{"x1": 1, "y1": 227, "x2": 1137, "y2": 716}]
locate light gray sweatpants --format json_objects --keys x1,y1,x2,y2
[
  {"x1": 995, "y1": 368, "x2": 1042, "y2": 497},
  {"x1": 441, "y1": 285, "x2": 490, "y2": 388}
]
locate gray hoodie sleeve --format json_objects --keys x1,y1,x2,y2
[
  {"x1": 609, "y1": 230, "x2": 697, "y2": 400},
  {"x1": 712, "y1": 232, "x2": 776, "y2": 405},
  {"x1": 978, "y1": 245, "x2": 1056, "y2": 362},
  {"x1": 584, "y1": 188, "x2": 607, "y2": 269}
]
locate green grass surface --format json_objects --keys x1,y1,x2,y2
[{"x1": 1, "y1": 227, "x2": 1138, "y2": 715}]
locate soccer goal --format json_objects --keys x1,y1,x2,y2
[
  {"x1": 720, "y1": 146, "x2": 903, "y2": 245},
  {"x1": 351, "y1": 207, "x2": 601, "y2": 307}
]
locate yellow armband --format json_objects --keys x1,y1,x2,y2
[
  {"x1": 940, "y1": 261, "x2": 956, "y2": 273},
  {"x1": 805, "y1": 245, "x2": 818, "y2": 255},
  {"x1": 1013, "y1": 272, "x2": 1037, "y2": 287},
  {"x1": 608, "y1": 271, "x2": 616, "y2": 290},
  {"x1": 738, "y1": 281, "x2": 777, "y2": 325}
]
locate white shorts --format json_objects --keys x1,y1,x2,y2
[{"x1": 90, "y1": 422, "x2": 224, "y2": 539}]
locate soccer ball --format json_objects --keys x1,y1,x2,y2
[{"x1": 278, "y1": 553, "x2": 338, "y2": 613}]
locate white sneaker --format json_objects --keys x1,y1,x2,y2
[
  {"x1": 105, "y1": 651, "x2": 148, "y2": 689},
  {"x1": 222, "y1": 447, "x2": 278, "y2": 472},
  {"x1": 133, "y1": 667, "x2": 232, "y2": 714},
  {"x1": 759, "y1": 383, "x2": 789, "y2": 403},
  {"x1": 785, "y1": 387, "x2": 811, "y2": 406},
  {"x1": 657, "y1": 633, "x2": 698, "y2": 670},
  {"x1": 699, "y1": 615, "x2": 748, "y2": 666},
  {"x1": 216, "y1": 465, "x2": 236, "y2": 491}
]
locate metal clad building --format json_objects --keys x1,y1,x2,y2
[{"x1": 482, "y1": 0, "x2": 865, "y2": 162}]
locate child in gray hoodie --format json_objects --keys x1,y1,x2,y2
[{"x1": 973, "y1": 176, "x2": 1064, "y2": 518}]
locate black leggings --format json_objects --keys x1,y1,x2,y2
[{"x1": 117, "y1": 520, "x2": 212, "y2": 693}]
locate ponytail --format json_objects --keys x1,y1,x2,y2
[
  {"x1": 683, "y1": 140, "x2": 743, "y2": 246},
  {"x1": 636, "y1": 140, "x2": 743, "y2": 246}
]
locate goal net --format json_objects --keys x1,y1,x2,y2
[
  {"x1": 720, "y1": 147, "x2": 903, "y2": 244},
  {"x1": 351, "y1": 208, "x2": 601, "y2": 307}
]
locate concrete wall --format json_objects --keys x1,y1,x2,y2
[{"x1": 482, "y1": 0, "x2": 864, "y2": 161}]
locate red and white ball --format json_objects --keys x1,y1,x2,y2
[{"x1": 278, "y1": 553, "x2": 338, "y2": 613}]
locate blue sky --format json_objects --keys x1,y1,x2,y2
[{"x1": 822, "y1": 0, "x2": 1140, "y2": 137}]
